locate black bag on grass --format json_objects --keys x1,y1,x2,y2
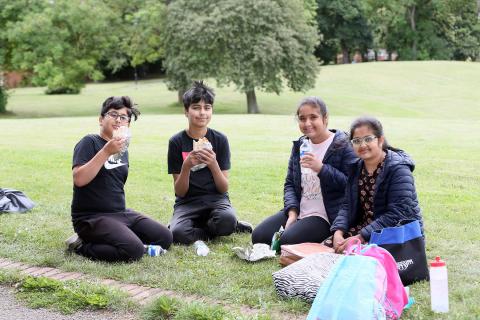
[{"x1": 370, "y1": 219, "x2": 429, "y2": 286}]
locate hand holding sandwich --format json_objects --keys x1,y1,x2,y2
[{"x1": 194, "y1": 148, "x2": 217, "y2": 167}]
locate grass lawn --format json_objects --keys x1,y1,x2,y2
[
  {"x1": 5, "y1": 61, "x2": 480, "y2": 120},
  {"x1": 1, "y1": 61, "x2": 479, "y2": 318}
]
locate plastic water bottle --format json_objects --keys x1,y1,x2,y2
[
  {"x1": 430, "y1": 256, "x2": 449, "y2": 313},
  {"x1": 299, "y1": 138, "x2": 312, "y2": 174},
  {"x1": 145, "y1": 244, "x2": 166, "y2": 256},
  {"x1": 194, "y1": 240, "x2": 210, "y2": 256}
]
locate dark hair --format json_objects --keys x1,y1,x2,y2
[
  {"x1": 182, "y1": 80, "x2": 215, "y2": 110},
  {"x1": 100, "y1": 96, "x2": 140, "y2": 122},
  {"x1": 349, "y1": 116, "x2": 401, "y2": 151},
  {"x1": 296, "y1": 96, "x2": 328, "y2": 118}
]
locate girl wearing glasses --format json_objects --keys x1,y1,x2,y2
[
  {"x1": 252, "y1": 97, "x2": 357, "y2": 247},
  {"x1": 330, "y1": 116, "x2": 423, "y2": 253},
  {"x1": 66, "y1": 96, "x2": 173, "y2": 262}
]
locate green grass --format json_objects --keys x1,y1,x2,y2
[
  {"x1": 1, "y1": 61, "x2": 479, "y2": 319},
  {"x1": 141, "y1": 295, "x2": 272, "y2": 320},
  {"x1": 4, "y1": 61, "x2": 480, "y2": 119},
  {"x1": 0, "y1": 269, "x2": 132, "y2": 315}
]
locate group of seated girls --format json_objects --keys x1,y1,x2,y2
[
  {"x1": 66, "y1": 81, "x2": 423, "y2": 263},
  {"x1": 252, "y1": 97, "x2": 423, "y2": 253}
]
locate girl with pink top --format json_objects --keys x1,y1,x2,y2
[{"x1": 252, "y1": 97, "x2": 357, "y2": 246}]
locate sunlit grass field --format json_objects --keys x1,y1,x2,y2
[{"x1": 1, "y1": 61, "x2": 479, "y2": 318}]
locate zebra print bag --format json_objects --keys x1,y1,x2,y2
[{"x1": 272, "y1": 252, "x2": 342, "y2": 302}]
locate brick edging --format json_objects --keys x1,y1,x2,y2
[{"x1": 0, "y1": 257, "x2": 305, "y2": 319}]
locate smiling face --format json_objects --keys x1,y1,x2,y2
[
  {"x1": 185, "y1": 100, "x2": 212, "y2": 129},
  {"x1": 99, "y1": 107, "x2": 130, "y2": 139},
  {"x1": 297, "y1": 104, "x2": 330, "y2": 143},
  {"x1": 351, "y1": 125, "x2": 384, "y2": 161}
]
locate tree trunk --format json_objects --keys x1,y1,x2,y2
[
  {"x1": 178, "y1": 88, "x2": 186, "y2": 104},
  {"x1": 246, "y1": 89, "x2": 260, "y2": 114},
  {"x1": 134, "y1": 66, "x2": 138, "y2": 88},
  {"x1": 408, "y1": 5, "x2": 417, "y2": 60},
  {"x1": 342, "y1": 47, "x2": 350, "y2": 64}
]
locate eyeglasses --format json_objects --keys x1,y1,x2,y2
[
  {"x1": 105, "y1": 112, "x2": 130, "y2": 123},
  {"x1": 351, "y1": 135, "x2": 377, "y2": 146}
]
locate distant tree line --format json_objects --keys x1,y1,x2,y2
[{"x1": 1, "y1": 0, "x2": 479, "y2": 113}]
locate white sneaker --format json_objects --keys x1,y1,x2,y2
[{"x1": 65, "y1": 233, "x2": 83, "y2": 253}]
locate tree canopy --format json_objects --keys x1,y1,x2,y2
[
  {"x1": 365, "y1": 0, "x2": 480, "y2": 60},
  {"x1": 6, "y1": 0, "x2": 115, "y2": 93},
  {"x1": 315, "y1": 0, "x2": 373, "y2": 64},
  {"x1": 0, "y1": 0, "x2": 479, "y2": 108},
  {"x1": 103, "y1": 0, "x2": 167, "y2": 79},
  {"x1": 164, "y1": 0, "x2": 319, "y2": 113}
]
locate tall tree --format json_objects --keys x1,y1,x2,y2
[
  {"x1": 6, "y1": 0, "x2": 116, "y2": 94},
  {"x1": 0, "y1": 0, "x2": 46, "y2": 111},
  {"x1": 0, "y1": 83, "x2": 7, "y2": 113},
  {"x1": 315, "y1": 0, "x2": 373, "y2": 64},
  {"x1": 435, "y1": 0, "x2": 480, "y2": 60},
  {"x1": 0, "y1": 0, "x2": 46, "y2": 70},
  {"x1": 103, "y1": 0, "x2": 167, "y2": 83},
  {"x1": 365, "y1": 0, "x2": 479, "y2": 61},
  {"x1": 164, "y1": 0, "x2": 319, "y2": 113}
]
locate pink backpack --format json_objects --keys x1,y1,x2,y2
[{"x1": 346, "y1": 239, "x2": 408, "y2": 319}]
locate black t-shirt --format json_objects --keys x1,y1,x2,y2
[
  {"x1": 167, "y1": 128, "x2": 230, "y2": 200},
  {"x1": 71, "y1": 134, "x2": 128, "y2": 216}
]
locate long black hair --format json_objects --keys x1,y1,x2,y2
[{"x1": 349, "y1": 116, "x2": 401, "y2": 152}]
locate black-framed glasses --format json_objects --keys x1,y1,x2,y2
[
  {"x1": 105, "y1": 112, "x2": 130, "y2": 123},
  {"x1": 351, "y1": 135, "x2": 377, "y2": 146}
]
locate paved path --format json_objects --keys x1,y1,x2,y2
[
  {"x1": 0, "y1": 285, "x2": 137, "y2": 320},
  {"x1": 0, "y1": 257, "x2": 305, "y2": 320}
]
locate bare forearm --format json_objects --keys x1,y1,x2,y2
[
  {"x1": 174, "y1": 165, "x2": 192, "y2": 197},
  {"x1": 73, "y1": 149, "x2": 110, "y2": 187},
  {"x1": 209, "y1": 163, "x2": 228, "y2": 193}
]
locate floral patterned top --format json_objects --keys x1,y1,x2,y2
[
  {"x1": 348, "y1": 159, "x2": 386, "y2": 235},
  {"x1": 323, "y1": 157, "x2": 386, "y2": 247}
]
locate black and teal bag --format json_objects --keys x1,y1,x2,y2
[{"x1": 370, "y1": 220, "x2": 429, "y2": 286}]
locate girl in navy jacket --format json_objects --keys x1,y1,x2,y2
[
  {"x1": 252, "y1": 97, "x2": 356, "y2": 246},
  {"x1": 330, "y1": 116, "x2": 423, "y2": 253}
]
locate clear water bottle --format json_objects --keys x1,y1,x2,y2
[
  {"x1": 194, "y1": 240, "x2": 210, "y2": 256},
  {"x1": 430, "y1": 256, "x2": 449, "y2": 313},
  {"x1": 144, "y1": 244, "x2": 166, "y2": 256},
  {"x1": 299, "y1": 138, "x2": 313, "y2": 174}
]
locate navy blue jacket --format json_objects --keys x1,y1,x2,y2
[
  {"x1": 283, "y1": 130, "x2": 357, "y2": 224},
  {"x1": 331, "y1": 149, "x2": 423, "y2": 241}
]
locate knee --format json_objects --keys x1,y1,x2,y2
[
  {"x1": 211, "y1": 211, "x2": 236, "y2": 236},
  {"x1": 121, "y1": 241, "x2": 145, "y2": 262},
  {"x1": 252, "y1": 227, "x2": 271, "y2": 245},
  {"x1": 171, "y1": 226, "x2": 194, "y2": 245},
  {"x1": 279, "y1": 231, "x2": 298, "y2": 246},
  {"x1": 160, "y1": 230, "x2": 173, "y2": 249},
  {"x1": 159, "y1": 231, "x2": 173, "y2": 250}
]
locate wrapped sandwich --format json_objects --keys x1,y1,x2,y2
[
  {"x1": 191, "y1": 137, "x2": 212, "y2": 171},
  {"x1": 111, "y1": 126, "x2": 131, "y2": 161},
  {"x1": 113, "y1": 125, "x2": 129, "y2": 139}
]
